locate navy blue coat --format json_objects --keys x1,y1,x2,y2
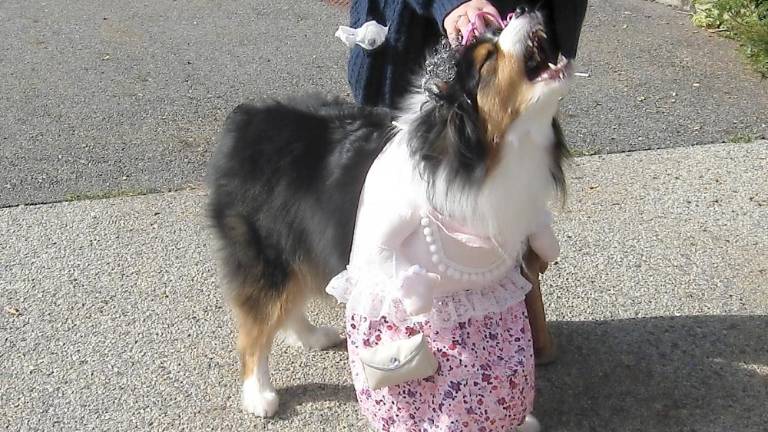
[{"x1": 347, "y1": 0, "x2": 588, "y2": 107}]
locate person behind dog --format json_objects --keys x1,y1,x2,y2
[{"x1": 346, "y1": 0, "x2": 588, "y2": 108}]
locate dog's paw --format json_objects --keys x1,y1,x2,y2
[
  {"x1": 280, "y1": 322, "x2": 344, "y2": 351},
  {"x1": 303, "y1": 325, "x2": 345, "y2": 351},
  {"x1": 519, "y1": 414, "x2": 541, "y2": 432},
  {"x1": 242, "y1": 380, "x2": 279, "y2": 417}
]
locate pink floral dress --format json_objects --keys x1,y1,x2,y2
[{"x1": 328, "y1": 268, "x2": 535, "y2": 432}]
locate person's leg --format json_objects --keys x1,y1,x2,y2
[{"x1": 548, "y1": 0, "x2": 588, "y2": 59}]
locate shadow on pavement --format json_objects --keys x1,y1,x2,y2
[
  {"x1": 279, "y1": 382, "x2": 357, "y2": 414},
  {"x1": 536, "y1": 315, "x2": 767, "y2": 431}
]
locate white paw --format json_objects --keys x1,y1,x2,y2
[
  {"x1": 242, "y1": 380, "x2": 279, "y2": 417},
  {"x1": 278, "y1": 330, "x2": 305, "y2": 349},
  {"x1": 519, "y1": 414, "x2": 541, "y2": 432},
  {"x1": 303, "y1": 325, "x2": 345, "y2": 351},
  {"x1": 281, "y1": 325, "x2": 344, "y2": 351}
]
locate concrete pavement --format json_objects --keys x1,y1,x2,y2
[
  {"x1": 0, "y1": 0, "x2": 350, "y2": 207},
  {"x1": 2, "y1": 0, "x2": 768, "y2": 207},
  {"x1": 2, "y1": 141, "x2": 766, "y2": 431}
]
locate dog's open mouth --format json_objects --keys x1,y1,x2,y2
[{"x1": 524, "y1": 27, "x2": 572, "y2": 82}]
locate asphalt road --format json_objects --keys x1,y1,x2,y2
[
  {"x1": 2, "y1": 141, "x2": 766, "y2": 431},
  {"x1": 1, "y1": 0, "x2": 767, "y2": 207},
  {"x1": 0, "y1": 0, "x2": 350, "y2": 207}
]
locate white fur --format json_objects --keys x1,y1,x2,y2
[
  {"x1": 474, "y1": 112, "x2": 557, "y2": 260},
  {"x1": 280, "y1": 311, "x2": 344, "y2": 351},
  {"x1": 499, "y1": 13, "x2": 533, "y2": 59},
  {"x1": 241, "y1": 351, "x2": 279, "y2": 417},
  {"x1": 243, "y1": 312, "x2": 342, "y2": 418},
  {"x1": 520, "y1": 414, "x2": 542, "y2": 432}
]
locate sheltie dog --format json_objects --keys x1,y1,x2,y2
[{"x1": 208, "y1": 8, "x2": 570, "y2": 418}]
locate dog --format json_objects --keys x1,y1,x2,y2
[{"x1": 208, "y1": 7, "x2": 569, "y2": 419}]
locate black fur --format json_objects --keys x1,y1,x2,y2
[
  {"x1": 208, "y1": 17, "x2": 568, "y2": 308},
  {"x1": 208, "y1": 96, "x2": 394, "y2": 292},
  {"x1": 551, "y1": 118, "x2": 570, "y2": 199},
  {"x1": 413, "y1": 40, "x2": 492, "y2": 210},
  {"x1": 411, "y1": 34, "x2": 568, "y2": 214}
]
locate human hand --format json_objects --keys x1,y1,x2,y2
[{"x1": 443, "y1": 0, "x2": 501, "y2": 46}]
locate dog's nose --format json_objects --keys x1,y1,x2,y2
[{"x1": 515, "y1": 5, "x2": 528, "y2": 16}]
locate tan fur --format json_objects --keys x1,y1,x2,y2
[
  {"x1": 475, "y1": 41, "x2": 537, "y2": 168},
  {"x1": 231, "y1": 265, "x2": 315, "y2": 379}
]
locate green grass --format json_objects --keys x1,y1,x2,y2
[
  {"x1": 728, "y1": 131, "x2": 760, "y2": 142},
  {"x1": 64, "y1": 188, "x2": 155, "y2": 202},
  {"x1": 692, "y1": 0, "x2": 768, "y2": 77}
]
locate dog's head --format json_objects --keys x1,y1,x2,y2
[{"x1": 405, "y1": 8, "x2": 570, "y2": 215}]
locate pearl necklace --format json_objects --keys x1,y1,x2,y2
[{"x1": 420, "y1": 212, "x2": 510, "y2": 284}]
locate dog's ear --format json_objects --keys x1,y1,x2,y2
[{"x1": 423, "y1": 78, "x2": 451, "y2": 103}]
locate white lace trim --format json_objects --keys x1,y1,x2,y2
[{"x1": 325, "y1": 265, "x2": 532, "y2": 328}]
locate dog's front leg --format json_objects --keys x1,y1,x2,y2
[{"x1": 523, "y1": 249, "x2": 558, "y2": 365}]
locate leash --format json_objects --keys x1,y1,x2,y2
[{"x1": 460, "y1": 11, "x2": 522, "y2": 46}]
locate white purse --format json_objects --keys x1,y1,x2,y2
[{"x1": 358, "y1": 333, "x2": 439, "y2": 390}]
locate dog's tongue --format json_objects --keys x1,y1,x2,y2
[{"x1": 535, "y1": 54, "x2": 572, "y2": 82}]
